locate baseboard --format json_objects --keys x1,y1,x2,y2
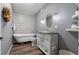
[{"x1": 7, "y1": 44, "x2": 13, "y2": 55}]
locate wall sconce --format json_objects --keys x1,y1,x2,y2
[
  {"x1": 53, "y1": 12, "x2": 60, "y2": 22},
  {"x1": 41, "y1": 19, "x2": 45, "y2": 24}
]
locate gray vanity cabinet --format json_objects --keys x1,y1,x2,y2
[{"x1": 37, "y1": 32, "x2": 58, "y2": 55}]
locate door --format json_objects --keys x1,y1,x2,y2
[{"x1": 0, "y1": 3, "x2": 13, "y2": 55}]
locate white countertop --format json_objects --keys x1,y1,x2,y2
[{"x1": 38, "y1": 31, "x2": 58, "y2": 34}]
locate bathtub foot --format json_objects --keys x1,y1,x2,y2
[{"x1": 21, "y1": 43, "x2": 23, "y2": 45}]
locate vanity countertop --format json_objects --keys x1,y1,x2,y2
[{"x1": 38, "y1": 31, "x2": 58, "y2": 34}]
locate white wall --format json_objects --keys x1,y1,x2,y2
[{"x1": 14, "y1": 13, "x2": 35, "y2": 34}]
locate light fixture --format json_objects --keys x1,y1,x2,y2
[
  {"x1": 53, "y1": 15, "x2": 59, "y2": 20},
  {"x1": 41, "y1": 19, "x2": 45, "y2": 24},
  {"x1": 53, "y1": 12, "x2": 60, "y2": 22}
]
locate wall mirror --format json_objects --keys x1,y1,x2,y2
[{"x1": 46, "y1": 15, "x2": 52, "y2": 28}]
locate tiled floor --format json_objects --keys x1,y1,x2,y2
[{"x1": 9, "y1": 42, "x2": 45, "y2": 55}]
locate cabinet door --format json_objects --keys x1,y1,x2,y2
[
  {"x1": 52, "y1": 45, "x2": 58, "y2": 54},
  {"x1": 51, "y1": 34, "x2": 58, "y2": 46},
  {"x1": 51, "y1": 34, "x2": 58, "y2": 54}
]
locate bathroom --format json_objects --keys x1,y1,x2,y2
[{"x1": 0, "y1": 3, "x2": 79, "y2": 55}]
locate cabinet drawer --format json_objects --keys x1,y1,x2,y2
[
  {"x1": 37, "y1": 33, "x2": 51, "y2": 39},
  {"x1": 43, "y1": 34, "x2": 51, "y2": 39}
]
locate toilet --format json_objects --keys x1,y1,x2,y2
[{"x1": 59, "y1": 49, "x2": 75, "y2": 55}]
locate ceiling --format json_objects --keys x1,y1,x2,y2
[{"x1": 12, "y1": 3, "x2": 46, "y2": 15}]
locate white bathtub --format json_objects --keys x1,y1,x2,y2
[{"x1": 13, "y1": 34, "x2": 36, "y2": 43}]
